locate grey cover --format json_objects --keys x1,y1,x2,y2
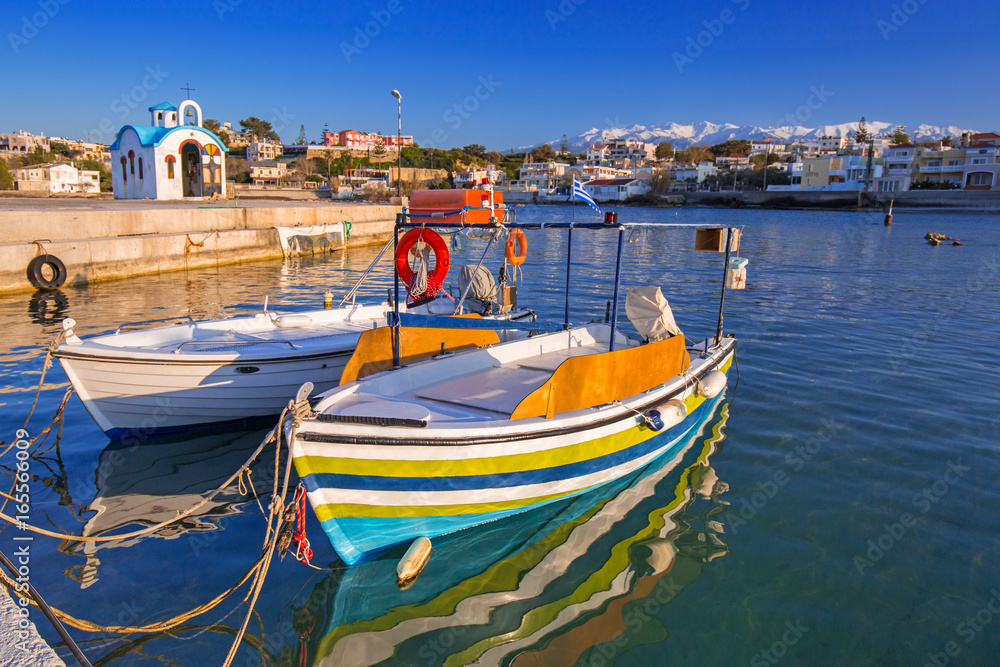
[
  {"x1": 625, "y1": 286, "x2": 683, "y2": 342},
  {"x1": 458, "y1": 264, "x2": 498, "y2": 301}
]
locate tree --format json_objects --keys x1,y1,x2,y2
[
  {"x1": 239, "y1": 117, "x2": 279, "y2": 143},
  {"x1": 372, "y1": 133, "x2": 388, "y2": 163},
  {"x1": 655, "y1": 142, "x2": 674, "y2": 160},
  {"x1": 891, "y1": 125, "x2": 910, "y2": 144},
  {"x1": 319, "y1": 123, "x2": 330, "y2": 145},
  {"x1": 853, "y1": 117, "x2": 871, "y2": 146},
  {"x1": 320, "y1": 149, "x2": 337, "y2": 177},
  {"x1": 677, "y1": 144, "x2": 714, "y2": 165},
  {"x1": 709, "y1": 139, "x2": 751, "y2": 158},
  {"x1": 463, "y1": 144, "x2": 487, "y2": 158},
  {"x1": 203, "y1": 118, "x2": 230, "y2": 145},
  {"x1": 295, "y1": 124, "x2": 307, "y2": 145},
  {"x1": 0, "y1": 159, "x2": 14, "y2": 190},
  {"x1": 942, "y1": 135, "x2": 954, "y2": 147},
  {"x1": 560, "y1": 134, "x2": 568, "y2": 154},
  {"x1": 751, "y1": 152, "x2": 780, "y2": 168},
  {"x1": 530, "y1": 144, "x2": 556, "y2": 161}
]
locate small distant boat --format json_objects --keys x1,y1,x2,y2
[{"x1": 290, "y1": 212, "x2": 743, "y2": 565}]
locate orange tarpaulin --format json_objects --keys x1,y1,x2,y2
[
  {"x1": 511, "y1": 335, "x2": 690, "y2": 420},
  {"x1": 340, "y1": 323, "x2": 499, "y2": 384}
]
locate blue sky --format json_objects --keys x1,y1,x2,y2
[{"x1": 3, "y1": 0, "x2": 999, "y2": 149}]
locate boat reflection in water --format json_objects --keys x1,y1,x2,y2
[
  {"x1": 60, "y1": 426, "x2": 275, "y2": 588},
  {"x1": 291, "y1": 397, "x2": 732, "y2": 667}
]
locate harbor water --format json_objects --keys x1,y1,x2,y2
[{"x1": 1, "y1": 205, "x2": 998, "y2": 666}]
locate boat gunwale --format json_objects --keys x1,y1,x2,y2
[{"x1": 295, "y1": 338, "x2": 735, "y2": 448}]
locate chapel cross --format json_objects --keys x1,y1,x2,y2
[{"x1": 182, "y1": 83, "x2": 196, "y2": 97}]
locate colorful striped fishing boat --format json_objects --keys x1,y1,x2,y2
[
  {"x1": 292, "y1": 402, "x2": 731, "y2": 666},
  {"x1": 292, "y1": 323, "x2": 734, "y2": 564},
  {"x1": 290, "y1": 211, "x2": 743, "y2": 566}
]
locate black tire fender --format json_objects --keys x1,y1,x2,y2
[{"x1": 26, "y1": 254, "x2": 68, "y2": 290}]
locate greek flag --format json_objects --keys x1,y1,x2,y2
[{"x1": 572, "y1": 175, "x2": 602, "y2": 214}]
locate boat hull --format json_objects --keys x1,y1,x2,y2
[
  {"x1": 58, "y1": 348, "x2": 352, "y2": 439},
  {"x1": 292, "y1": 339, "x2": 734, "y2": 564}
]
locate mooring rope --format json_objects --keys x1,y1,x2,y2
[
  {"x1": 21, "y1": 329, "x2": 67, "y2": 430},
  {"x1": 0, "y1": 396, "x2": 311, "y2": 654}
]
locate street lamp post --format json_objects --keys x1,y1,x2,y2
[{"x1": 391, "y1": 89, "x2": 402, "y2": 197}]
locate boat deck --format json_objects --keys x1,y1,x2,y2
[{"x1": 414, "y1": 345, "x2": 606, "y2": 416}]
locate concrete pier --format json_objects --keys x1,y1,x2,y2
[
  {"x1": 0, "y1": 589, "x2": 65, "y2": 666},
  {"x1": 0, "y1": 199, "x2": 398, "y2": 295}
]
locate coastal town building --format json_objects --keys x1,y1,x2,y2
[
  {"x1": 249, "y1": 161, "x2": 287, "y2": 185},
  {"x1": 323, "y1": 129, "x2": 413, "y2": 151},
  {"x1": 13, "y1": 162, "x2": 100, "y2": 193},
  {"x1": 0, "y1": 130, "x2": 50, "y2": 155},
  {"x1": 586, "y1": 144, "x2": 610, "y2": 163},
  {"x1": 800, "y1": 154, "x2": 884, "y2": 190},
  {"x1": 716, "y1": 154, "x2": 751, "y2": 170},
  {"x1": 454, "y1": 165, "x2": 505, "y2": 188},
  {"x1": 247, "y1": 140, "x2": 283, "y2": 161},
  {"x1": 342, "y1": 167, "x2": 389, "y2": 189},
  {"x1": 565, "y1": 164, "x2": 629, "y2": 183},
  {"x1": 873, "y1": 135, "x2": 1000, "y2": 192},
  {"x1": 750, "y1": 140, "x2": 789, "y2": 157},
  {"x1": 817, "y1": 136, "x2": 850, "y2": 152},
  {"x1": 109, "y1": 99, "x2": 228, "y2": 199},
  {"x1": 671, "y1": 161, "x2": 718, "y2": 185},
  {"x1": 517, "y1": 161, "x2": 570, "y2": 190},
  {"x1": 583, "y1": 178, "x2": 651, "y2": 202},
  {"x1": 872, "y1": 144, "x2": 919, "y2": 192}
]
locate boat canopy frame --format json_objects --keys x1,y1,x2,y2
[{"x1": 389, "y1": 207, "x2": 735, "y2": 368}]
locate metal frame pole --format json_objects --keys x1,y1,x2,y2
[
  {"x1": 392, "y1": 224, "x2": 401, "y2": 367},
  {"x1": 715, "y1": 226, "x2": 733, "y2": 345},
  {"x1": 608, "y1": 226, "x2": 626, "y2": 352},
  {"x1": 563, "y1": 228, "x2": 573, "y2": 328}
]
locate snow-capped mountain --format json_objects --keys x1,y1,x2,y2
[{"x1": 526, "y1": 121, "x2": 976, "y2": 151}]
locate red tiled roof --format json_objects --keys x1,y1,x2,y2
[{"x1": 971, "y1": 132, "x2": 1000, "y2": 139}]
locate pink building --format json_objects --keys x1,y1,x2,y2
[{"x1": 323, "y1": 129, "x2": 413, "y2": 149}]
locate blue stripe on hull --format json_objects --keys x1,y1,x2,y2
[{"x1": 319, "y1": 395, "x2": 721, "y2": 564}]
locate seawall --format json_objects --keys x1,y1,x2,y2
[
  {"x1": 0, "y1": 200, "x2": 398, "y2": 295},
  {"x1": 684, "y1": 190, "x2": 1000, "y2": 211}
]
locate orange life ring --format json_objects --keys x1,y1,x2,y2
[
  {"x1": 505, "y1": 229, "x2": 527, "y2": 266},
  {"x1": 395, "y1": 228, "x2": 450, "y2": 301}
]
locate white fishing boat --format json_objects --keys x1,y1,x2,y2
[
  {"x1": 54, "y1": 289, "x2": 534, "y2": 440},
  {"x1": 54, "y1": 187, "x2": 534, "y2": 439},
  {"x1": 290, "y1": 214, "x2": 744, "y2": 565}
]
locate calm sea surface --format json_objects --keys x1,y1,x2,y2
[{"x1": 1, "y1": 205, "x2": 998, "y2": 666}]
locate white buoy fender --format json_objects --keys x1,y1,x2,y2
[
  {"x1": 397, "y1": 536, "x2": 432, "y2": 589},
  {"x1": 699, "y1": 370, "x2": 728, "y2": 399},
  {"x1": 274, "y1": 314, "x2": 313, "y2": 328}
]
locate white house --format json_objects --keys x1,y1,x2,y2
[
  {"x1": 14, "y1": 163, "x2": 100, "y2": 193},
  {"x1": 584, "y1": 178, "x2": 651, "y2": 202},
  {"x1": 249, "y1": 161, "x2": 287, "y2": 185},
  {"x1": 247, "y1": 140, "x2": 283, "y2": 162},
  {"x1": 517, "y1": 161, "x2": 570, "y2": 190},
  {"x1": 672, "y1": 161, "x2": 718, "y2": 184},
  {"x1": 109, "y1": 99, "x2": 228, "y2": 199}
]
